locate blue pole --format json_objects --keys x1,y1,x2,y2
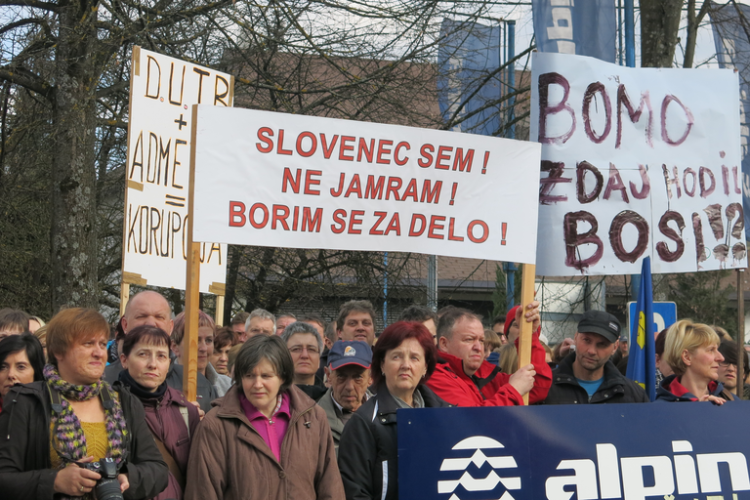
[
  {"x1": 624, "y1": 0, "x2": 635, "y2": 68},
  {"x1": 630, "y1": 273, "x2": 641, "y2": 305},
  {"x1": 383, "y1": 252, "x2": 388, "y2": 326},
  {"x1": 618, "y1": 0, "x2": 623, "y2": 65},
  {"x1": 507, "y1": 20, "x2": 516, "y2": 139}
]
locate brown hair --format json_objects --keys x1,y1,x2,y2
[
  {"x1": 233, "y1": 335, "x2": 294, "y2": 392},
  {"x1": 231, "y1": 311, "x2": 250, "y2": 327},
  {"x1": 336, "y1": 300, "x2": 376, "y2": 332},
  {"x1": 47, "y1": 308, "x2": 109, "y2": 366},
  {"x1": 172, "y1": 310, "x2": 216, "y2": 346},
  {"x1": 0, "y1": 308, "x2": 30, "y2": 333},
  {"x1": 214, "y1": 327, "x2": 238, "y2": 351},
  {"x1": 122, "y1": 325, "x2": 171, "y2": 356}
]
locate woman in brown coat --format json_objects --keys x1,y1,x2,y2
[{"x1": 185, "y1": 334, "x2": 344, "y2": 500}]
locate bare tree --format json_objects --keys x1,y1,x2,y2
[{"x1": 0, "y1": 1, "x2": 530, "y2": 317}]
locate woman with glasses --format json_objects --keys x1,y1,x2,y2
[
  {"x1": 656, "y1": 320, "x2": 729, "y2": 404},
  {"x1": 716, "y1": 339, "x2": 749, "y2": 400},
  {"x1": 281, "y1": 322, "x2": 326, "y2": 401}
]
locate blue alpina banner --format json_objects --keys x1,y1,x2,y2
[
  {"x1": 532, "y1": 0, "x2": 616, "y2": 62},
  {"x1": 438, "y1": 19, "x2": 503, "y2": 136},
  {"x1": 399, "y1": 403, "x2": 750, "y2": 500}
]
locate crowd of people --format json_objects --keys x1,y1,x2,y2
[{"x1": 0, "y1": 294, "x2": 743, "y2": 499}]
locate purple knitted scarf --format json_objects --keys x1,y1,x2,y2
[{"x1": 44, "y1": 364, "x2": 128, "y2": 470}]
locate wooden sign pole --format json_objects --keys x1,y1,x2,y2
[
  {"x1": 183, "y1": 105, "x2": 201, "y2": 402},
  {"x1": 119, "y1": 283, "x2": 130, "y2": 317},
  {"x1": 517, "y1": 263, "x2": 537, "y2": 406},
  {"x1": 215, "y1": 294, "x2": 225, "y2": 327}
]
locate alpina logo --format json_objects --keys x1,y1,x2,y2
[
  {"x1": 437, "y1": 436, "x2": 521, "y2": 500},
  {"x1": 546, "y1": 440, "x2": 750, "y2": 500}
]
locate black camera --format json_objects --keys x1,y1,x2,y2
[{"x1": 80, "y1": 458, "x2": 123, "y2": 500}]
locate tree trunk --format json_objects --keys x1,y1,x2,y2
[
  {"x1": 50, "y1": 1, "x2": 100, "y2": 310},
  {"x1": 640, "y1": 0, "x2": 683, "y2": 68},
  {"x1": 223, "y1": 245, "x2": 241, "y2": 324}
]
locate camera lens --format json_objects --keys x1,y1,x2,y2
[{"x1": 95, "y1": 478, "x2": 124, "y2": 500}]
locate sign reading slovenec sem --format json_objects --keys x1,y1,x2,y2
[
  {"x1": 123, "y1": 47, "x2": 231, "y2": 293},
  {"x1": 531, "y1": 52, "x2": 746, "y2": 275},
  {"x1": 191, "y1": 107, "x2": 542, "y2": 262}
]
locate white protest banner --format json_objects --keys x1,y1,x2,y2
[
  {"x1": 531, "y1": 52, "x2": 746, "y2": 276},
  {"x1": 190, "y1": 107, "x2": 541, "y2": 263},
  {"x1": 123, "y1": 47, "x2": 232, "y2": 293}
]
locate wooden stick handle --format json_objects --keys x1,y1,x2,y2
[
  {"x1": 518, "y1": 263, "x2": 537, "y2": 405},
  {"x1": 215, "y1": 294, "x2": 225, "y2": 327},
  {"x1": 183, "y1": 104, "x2": 201, "y2": 402}
]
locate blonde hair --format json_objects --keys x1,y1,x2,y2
[
  {"x1": 711, "y1": 325, "x2": 732, "y2": 342},
  {"x1": 34, "y1": 324, "x2": 48, "y2": 347},
  {"x1": 663, "y1": 319, "x2": 720, "y2": 376},
  {"x1": 498, "y1": 343, "x2": 519, "y2": 374},
  {"x1": 484, "y1": 329, "x2": 502, "y2": 352}
]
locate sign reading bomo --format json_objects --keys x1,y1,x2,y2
[
  {"x1": 122, "y1": 47, "x2": 231, "y2": 293},
  {"x1": 531, "y1": 52, "x2": 746, "y2": 275},
  {"x1": 190, "y1": 107, "x2": 542, "y2": 263},
  {"x1": 399, "y1": 403, "x2": 750, "y2": 500}
]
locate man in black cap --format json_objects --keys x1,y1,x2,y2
[
  {"x1": 316, "y1": 340, "x2": 373, "y2": 454},
  {"x1": 542, "y1": 310, "x2": 649, "y2": 405}
]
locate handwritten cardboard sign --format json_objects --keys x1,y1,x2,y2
[
  {"x1": 190, "y1": 107, "x2": 542, "y2": 263},
  {"x1": 531, "y1": 52, "x2": 746, "y2": 275},
  {"x1": 122, "y1": 47, "x2": 231, "y2": 293}
]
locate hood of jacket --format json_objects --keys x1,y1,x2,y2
[{"x1": 656, "y1": 374, "x2": 725, "y2": 402}]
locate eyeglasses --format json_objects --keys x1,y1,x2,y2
[
  {"x1": 288, "y1": 345, "x2": 320, "y2": 355},
  {"x1": 719, "y1": 362, "x2": 737, "y2": 369}
]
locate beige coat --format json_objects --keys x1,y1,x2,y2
[{"x1": 185, "y1": 384, "x2": 345, "y2": 500}]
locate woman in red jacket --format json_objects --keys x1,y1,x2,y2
[
  {"x1": 118, "y1": 325, "x2": 200, "y2": 500},
  {"x1": 656, "y1": 320, "x2": 727, "y2": 404}
]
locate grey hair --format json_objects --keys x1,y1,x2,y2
[
  {"x1": 233, "y1": 335, "x2": 294, "y2": 391},
  {"x1": 437, "y1": 307, "x2": 482, "y2": 342},
  {"x1": 245, "y1": 308, "x2": 276, "y2": 332},
  {"x1": 281, "y1": 321, "x2": 323, "y2": 352}
]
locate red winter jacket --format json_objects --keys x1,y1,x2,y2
[{"x1": 426, "y1": 333, "x2": 552, "y2": 407}]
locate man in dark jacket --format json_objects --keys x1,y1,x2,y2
[{"x1": 543, "y1": 310, "x2": 649, "y2": 405}]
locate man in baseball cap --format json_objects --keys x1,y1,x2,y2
[
  {"x1": 316, "y1": 340, "x2": 373, "y2": 454},
  {"x1": 542, "y1": 310, "x2": 649, "y2": 405}
]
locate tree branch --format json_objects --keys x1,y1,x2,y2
[
  {"x1": 0, "y1": 0, "x2": 58, "y2": 11},
  {"x1": 0, "y1": 67, "x2": 53, "y2": 100}
]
